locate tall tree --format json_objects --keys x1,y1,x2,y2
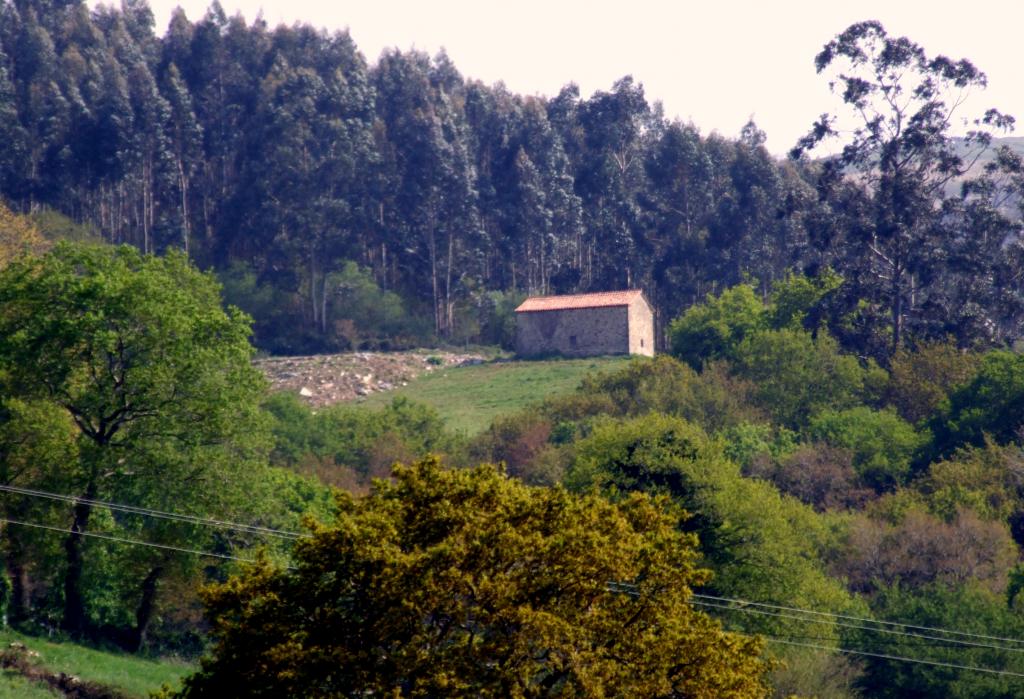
[
  {"x1": 575, "y1": 76, "x2": 653, "y2": 290},
  {"x1": 792, "y1": 21, "x2": 1018, "y2": 353},
  {"x1": 0, "y1": 243, "x2": 268, "y2": 640},
  {"x1": 161, "y1": 62, "x2": 202, "y2": 254},
  {"x1": 372, "y1": 50, "x2": 480, "y2": 337}
]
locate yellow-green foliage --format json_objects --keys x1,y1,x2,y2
[
  {"x1": 914, "y1": 441, "x2": 1024, "y2": 523},
  {"x1": 573, "y1": 355, "x2": 766, "y2": 432},
  {"x1": 176, "y1": 458, "x2": 771, "y2": 698},
  {"x1": 0, "y1": 201, "x2": 48, "y2": 269}
]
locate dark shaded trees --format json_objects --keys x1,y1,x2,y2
[{"x1": 0, "y1": 7, "x2": 1022, "y2": 355}]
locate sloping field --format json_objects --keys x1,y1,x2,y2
[
  {"x1": 361, "y1": 356, "x2": 633, "y2": 434},
  {"x1": 0, "y1": 630, "x2": 191, "y2": 698}
]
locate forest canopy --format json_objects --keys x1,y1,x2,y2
[{"x1": 0, "y1": 3, "x2": 1021, "y2": 357}]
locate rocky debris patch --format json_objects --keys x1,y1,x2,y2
[{"x1": 256, "y1": 350, "x2": 488, "y2": 408}]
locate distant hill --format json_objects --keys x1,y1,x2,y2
[
  {"x1": 949, "y1": 136, "x2": 1024, "y2": 211},
  {"x1": 958, "y1": 136, "x2": 1024, "y2": 176}
]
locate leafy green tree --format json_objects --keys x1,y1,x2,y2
[
  {"x1": 886, "y1": 340, "x2": 981, "y2": 424},
  {"x1": 0, "y1": 242, "x2": 268, "y2": 641},
  {"x1": 572, "y1": 355, "x2": 765, "y2": 432},
  {"x1": 669, "y1": 284, "x2": 768, "y2": 369},
  {"x1": 927, "y1": 350, "x2": 1024, "y2": 461},
  {"x1": 768, "y1": 268, "x2": 843, "y2": 331},
  {"x1": 853, "y1": 582, "x2": 1024, "y2": 699},
  {"x1": 732, "y1": 328, "x2": 878, "y2": 429},
  {"x1": 720, "y1": 422, "x2": 797, "y2": 473},
  {"x1": 669, "y1": 272, "x2": 845, "y2": 371},
  {"x1": 175, "y1": 458, "x2": 771, "y2": 698},
  {"x1": 915, "y1": 442, "x2": 1024, "y2": 526},
  {"x1": 808, "y1": 407, "x2": 924, "y2": 490},
  {"x1": 265, "y1": 393, "x2": 454, "y2": 489},
  {"x1": 566, "y1": 414, "x2": 858, "y2": 635},
  {"x1": 0, "y1": 396, "x2": 77, "y2": 623}
]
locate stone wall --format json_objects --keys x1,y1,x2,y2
[
  {"x1": 627, "y1": 297, "x2": 655, "y2": 356},
  {"x1": 516, "y1": 306, "x2": 630, "y2": 357}
]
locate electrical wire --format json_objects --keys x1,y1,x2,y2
[
  {"x1": 0, "y1": 483, "x2": 307, "y2": 540},
  {"x1": 689, "y1": 599, "x2": 1024, "y2": 654},
  {"x1": 609, "y1": 582, "x2": 1024, "y2": 677},
  {"x1": 609, "y1": 583, "x2": 1024, "y2": 647},
  {"x1": 764, "y1": 637, "x2": 1024, "y2": 679},
  {"x1": 691, "y1": 592, "x2": 1024, "y2": 646},
  {"x1": 0, "y1": 517, "x2": 258, "y2": 564}
]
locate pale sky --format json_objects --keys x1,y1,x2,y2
[{"x1": 119, "y1": 0, "x2": 1024, "y2": 155}]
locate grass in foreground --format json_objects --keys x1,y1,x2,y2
[
  {"x1": 0, "y1": 628, "x2": 192, "y2": 698},
  {"x1": 363, "y1": 355, "x2": 633, "y2": 433},
  {"x1": 0, "y1": 669, "x2": 60, "y2": 698}
]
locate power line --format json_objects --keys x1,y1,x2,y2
[
  {"x1": 610, "y1": 582, "x2": 1024, "y2": 677},
  {"x1": 765, "y1": 637, "x2": 1024, "y2": 679},
  {"x1": 691, "y1": 592, "x2": 1024, "y2": 647},
  {"x1": 0, "y1": 517, "x2": 258, "y2": 564},
  {"x1": 690, "y1": 599, "x2": 1024, "y2": 655},
  {"x1": 611, "y1": 584, "x2": 1024, "y2": 646},
  {"x1": 0, "y1": 483, "x2": 307, "y2": 540}
]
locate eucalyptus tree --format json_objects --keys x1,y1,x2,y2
[
  {"x1": 792, "y1": 21, "x2": 1020, "y2": 353},
  {"x1": 575, "y1": 76, "x2": 654, "y2": 290},
  {"x1": 372, "y1": 49, "x2": 481, "y2": 337}
]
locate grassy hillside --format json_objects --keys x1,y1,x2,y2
[
  {"x1": 0, "y1": 629, "x2": 192, "y2": 698},
  {"x1": 0, "y1": 670, "x2": 60, "y2": 699},
  {"x1": 362, "y1": 356, "x2": 634, "y2": 433}
]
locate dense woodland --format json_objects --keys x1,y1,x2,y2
[
  {"x1": 2, "y1": 1, "x2": 1024, "y2": 357},
  {"x1": 5, "y1": 2, "x2": 1024, "y2": 697}
]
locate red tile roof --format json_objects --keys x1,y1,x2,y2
[{"x1": 515, "y1": 289, "x2": 646, "y2": 313}]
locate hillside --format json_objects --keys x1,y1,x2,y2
[
  {"x1": 360, "y1": 356, "x2": 634, "y2": 433},
  {"x1": 0, "y1": 630, "x2": 191, "y2": 698}
]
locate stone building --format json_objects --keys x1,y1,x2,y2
[{"x1": 514, "y1": 290, "x2": 655, "y2": 358}]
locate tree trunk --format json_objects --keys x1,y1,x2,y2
[
  {"x1": 891, "y1": 270, "x2": 904, "y2": 355},
  {"x1": 309, "y1": 245, "x2": 319, "y2": 330},
  {"x1": 320, "y1": 264, "x2": 330, "y2": 335},
  {"x1": 177, "y1": 158, "x2": 191, "y2": 256},
  {"x1": 61, "y1": 484, "x2": 96, "y2": 638},
  {"x1": 428, "y1": 216, "x2": 440, "y2": 335},
  {"x1": 444, "y1": 231, "x2": 454, "y2": 335},
  {"x1": 129, "y1": 566, "x2": 163, "y2": 653},
  {"x1": 6, "y1": 551, "x2": 30, "y2": 624}
]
